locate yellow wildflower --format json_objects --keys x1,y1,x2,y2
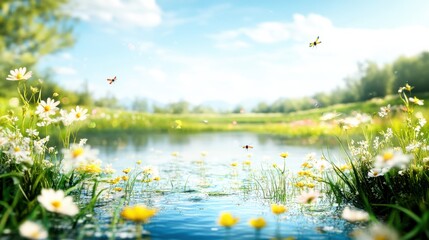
[
  {"x1": 218, "y1": 212, "x2": 239, "y2": 228},
  {"x1": 280, "y1": 152, "x2": 289, "y2": 159},
  {"x1": 121, "y1": 205, "x2": 157, "y2": 223},
  {"x1": 243, "y1": 160, "x2": 251, "y2": 166},
  {"x1": 271, "y1": 203, "x2": 287, "y2": 215},
  {"x1": 249, "y1": 217, "x2": 266, "y2": 230}
]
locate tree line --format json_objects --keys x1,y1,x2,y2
[{"x1": 253, "y1": 52, "x2": 429, "y2": 113}]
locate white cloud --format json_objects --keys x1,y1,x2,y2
[
  {"x1": 133, "y1": 66, "x2": 166, "y2": 82},
  {"x1": 127, "y1": 41, "x2": 155, "y2": 53},
  {"x1": 211, "y1": 13, "x2": 332, "y2": 46},
  {"x1": 54, "y1": 67, "x2": 77, "y2": 75},
  {"x1": 70, "y1": 0, "x2": 162, "y2": 28},
  {"x1": 215, "y1": 40, "x2": 250, "y2": 50}
]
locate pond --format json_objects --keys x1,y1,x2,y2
[{"x1": 83, "y1": 132, "x2": 356, "y2": 240}]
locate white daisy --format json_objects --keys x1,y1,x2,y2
[
  {"x1": 341, "y1": 207, "x2": 369, "y2": 222},
  {"x1": 6, "y1": 67, "x2": 33, "y2": 81},
  {"x1": 59, "y1": 109, "x2": 74, "y2": 126},
  {"x1": 368, "y1": 168, "x2": 389, "y2": 178},
  {"x1": 35, "y1": 98, "x2": 60, "y2": 118},
  {"x1": 297, "y1": 190, "x2": 320, "y2": 204},
  {"x1": 37, "y1": 189, "x2": 79, "y2": 216},
  {"x1": 354, "y1": 222, "x2": 399, "y2": 240},
  {"x1": 7, "y1": 143, "x2": 32, "y2": 164},
  {"x1": 70, "y1": 106, "x2": 88, "y2": 121},
  {"x1": 374, "y1": 148, "x2": 411, "y2": 169},
  {"x1": 61, "y1": 144, "x2": 99, "y2": 173},
  {"x1": 19, "y1": 221, "x2": 48, "y2": 239}
]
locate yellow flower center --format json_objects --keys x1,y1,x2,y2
[
  {"x1": 374, "y1": 234, "x2": 387, "y2": 240},
  {"x1": 76, "y1": 112, "x2": 81, "y2": 118},
  {"x1": 14, "y1": 147, "x2": 20, "y2": 152},
  {"x1": 44, "y1": 105, "x2": 51, "y2": 112},
  {"x1": 383, "y1": 152, "x2": 394, "y2": 162},
  {"x1": 31, "y1": 232, "x2": 42, "y2": 238},
  {"x1": 51, "y1": 200, "x2": 61, "y2": 209},
  {"x1": 16, "y1": 73, "x2": 23, "y2": 79},
  {"x1": 81, "y1": 164, "x2": 101, "y2": 174},
  {"x1": 72, "y1": 148, "x2": 84, "y2": 158},
  {"x1": 306, "y1": 196, "x2": 316, "y2": 204}
]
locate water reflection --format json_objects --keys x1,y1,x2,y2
[{"x1": 85, "y1": 132, "x2": 350, "y2": 239}]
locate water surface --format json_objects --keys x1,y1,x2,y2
[{"x1": 85, "y1": 132, "x2": 354, "y2": 240}]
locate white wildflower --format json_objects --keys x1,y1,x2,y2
[
  {"x1": 70, "y1": 106, "x2": 88, "y2": 121},
  {"x1": 61, "y1": 144, "x2": 99, "y2": 173},
  {"x1": 341, "y1": 207, "x2": 369, "y2": 222},
  {"x1": 103, "y1": 164, "x2": 116, "y2": 174},
  {"x1": 297, "y1": 190, "x2": 320, "y2": 204},
  {"x1": 19, "y1": 221, "x2": 48, "y2": 239},
  {"x1": 415, "y1": 112, "x2": 426, "y2": 127},
  {"x1": 305, "y1": 152, "x2": 316, "y2": 161},
  {"x1": 37, "y1": 189, "x2": 79, "y2": 216},
  {"x1": 354, "y1": 222, "x2": 399, "y2": 240},
  {"x1": 59, "y1": 109, "x2": 74, "y2": 126},
  {"x1": 26, "y1": 128, "x2": 39, "y2": 137},
  {"x1": 378, "y1": 104, "x2": 391, "y2": 118},
  {"x1": 6, "y1": 67, "x2": 32, "y2": 81},
  {"x1": 368, "y1": 168, "x2": 389, "y2": 178},
  {"x1": 374, "y1": 148, "x2": 411, "y2": 169},
  {"x1": 405, "y1": 142, "x2": 421, "y2": 153},
  {"x1": 320, "y1": 112, "x2": 341, "y2": 121},
  {"x1": 79, "y1": 138, "x2": 88, "y2": 146},
  {"x1": 35, "y1": 98, "x2": 60, "y2": 118},
  {"x1": 409, "y1": 96, "x2": 424, "y2": 106}
]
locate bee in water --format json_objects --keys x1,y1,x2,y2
[
  {"x1": 107, "y1": 76, "x2": 117, "y2": 84},
  {"x1": 309, "y1": 36, "x2": 321, "y2": 47},
  {"x1": 242, "y1": 145, "x2": 254, "y2": 150}
]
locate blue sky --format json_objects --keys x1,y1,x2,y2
[{"x1": 40, "y1": 0, "x2": 429, "y2": 105}]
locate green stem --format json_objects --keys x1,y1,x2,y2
[{"x1": 136, "y1": 223, "x2": 143, "y2": 240}]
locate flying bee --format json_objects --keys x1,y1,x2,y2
[
  {"x1": 309, "y1": 36, "x2": 321, "y2": 47},
  {"x1": 107, "y1": 76, "x2": 117, "y2": 84},
  {"x1": 242, "y1": 145, "x2": 254, "y2": 150}
]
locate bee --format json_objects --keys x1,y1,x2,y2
[
  {"x1": 107, "y1": 76, "x2": 117, "y2": 84},
  {"x1": 242, "y1": 145, "x2": 254, "y2": 150},
  {"x1": 309, "y1": 36, "x2": 321, "y2": 47}
]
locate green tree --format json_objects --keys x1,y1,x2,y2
[
  {"x1": 252, "y1": 102, "x2": 271, "y2": 113},
  {"x1": 356, "y1": 61, "x2": 394, "y2": 101},
  {"x1": 131, "y1": 98, "x2": 149, "y2": 112},
  {"x1": 392, "y1": 52, "x2": 429, "y2": 93},
  {"x1": 0, "y1": 0, "x2": 74, "y2": 94},
  {"x1": 169, "y1": 101, "x2": 190, "y2": 114},
  {"x1": 192, "y1": 104, "x2": 215, "y2": 114}
]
